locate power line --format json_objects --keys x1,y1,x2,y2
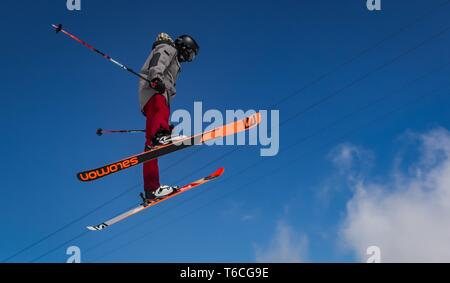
[
  {"x1": 86, "y1": 61, "x2": 450, "y2": 261},
  {"x1": 168, "y1": 19, "x2": 450, "y2": 190},
  {"x1": 268, "y1": 0, "x2": 450, "y2": 108},
  {"x1": 171, "y1": 19, "x2": 450, "y2": 186},
  {"x1": 172, "y1": 11, "x2": 450, "y2": 187},
  {"x1": 1, "y1": 148, "x2": 197, "y2": 263},
  {"x1": 19, "y1": 2, "x2": 449, "y2": 262},
  {"x1": 91, "y1": 84, "x2": 449, "y2": 262},
  {"x1": 280, "y1": 24, "x2": 450, "y2": 127},
  {"x1": 30, "y1": 231, "x2": 89, "y2": 263},
  {"x1": 1, "y1": 185, "x2": 137, "y2": 262}
]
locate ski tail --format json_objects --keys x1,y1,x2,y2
[{"x1": 87, "y1": 223, "x2": 108, "y2": 231}]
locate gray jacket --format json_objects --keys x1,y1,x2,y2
[{"x1": 138, "y1": 41, "x2": 181, "y2": 112}]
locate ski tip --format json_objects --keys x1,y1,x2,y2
[
  {"x1": 213, "y1": 167, "x2": 225, "y2": 177},
  {"x1": 86, "y1": 226, "x2": 97, "y2": 231},
  {"x1": 96, "y1": 128, "x2": 103, "y2": 136}
]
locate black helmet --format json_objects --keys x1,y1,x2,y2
[{"x1": 175, "y1": 35, "x2": 199, "y2": 62}]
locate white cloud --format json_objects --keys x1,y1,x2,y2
[
  {"x1": 329, "y1": 143, "x2": 374, "y2": 181},
  {"x1": 254, "y1": 221, "x2": 308, "y2": 263},
  {"x1": 330, "y1": 143, "x2": 362, "y2": 168},
  {"x1": 316, "y1": 144, "x2": 374, "y2": 205},
  {"x1": 221, "y1": 199, "x2": 259, "y2": 222},
  {"x1": 339, "y1": 128, "x2": 450, "y2": 262}
]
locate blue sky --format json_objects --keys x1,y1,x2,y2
[{"x1": 1, "y1": 0, "x2": 450, "y2": 263}]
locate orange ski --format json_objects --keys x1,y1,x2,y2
[
  {"x1": 77, "y1": 112, "x2": 260, "y2": 182},
  {"x1": 87, "y1": 167, "x2": 224, "y2": 231}
]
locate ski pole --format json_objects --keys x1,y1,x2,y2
[
  {"x1": 96, "y1": 128, "x2": 146, "y2": 136},
  {"x1": 52, "y1": 24, "x2": 151, "y2": 84}
]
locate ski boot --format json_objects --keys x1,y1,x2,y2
[
  {"x1": 140, "y1": 185, "x2": 180, "y2": 206},
  {"x1": 151, "y1": 128, "x2": 188, "y2": 147}
]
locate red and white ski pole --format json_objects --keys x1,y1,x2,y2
[
  {"x1": 96, "y1": 128, "x2": 145, "y2": 136},
  {"x1": 52, "y1": 24, "x2": 151, "y2": 84}
]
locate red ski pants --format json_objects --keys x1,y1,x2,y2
[{"x1": 143, "y1": 94, "x2": 170, "y2": 192}]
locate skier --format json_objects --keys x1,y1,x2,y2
[{"x1": 138, "y1": 32, "x2": 199, "y2": 202}]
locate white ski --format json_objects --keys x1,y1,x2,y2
[{"x1": 87, "y1": 168, "x2": 224, "y2": 231}]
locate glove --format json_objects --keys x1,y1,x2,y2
[{"x1": 150, "y1": 78, "x2": 166, "y2": 94}]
